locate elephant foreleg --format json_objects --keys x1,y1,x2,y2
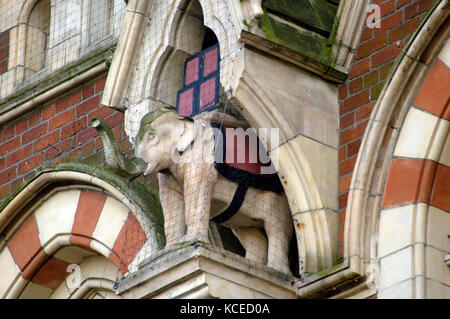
[
  {"x1": 158, "y1": 173, "x2": 186, "y2": 247},
  {"x1": 182, "y1": 164, "x2": 216, "y2": 243}
]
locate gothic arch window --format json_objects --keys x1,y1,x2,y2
[
  {"x1": 176, "y1": 35, "x2": 220, "y2": 117},
  {"x1": 15, "y1": 0, "x2": 51, "y2": 81},
  {"x1": 8, "y1": 0, "x2": 126, "y2": 83},
  {"x1": 152, "y1": 0, "x2": 212, "y2": 110}
]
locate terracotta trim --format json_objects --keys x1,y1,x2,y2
[
  {"x1": 1, "y1": 173, "x2": 151, "y2": 297},
  {"x1": 430, "y1": 163, "x2": 450, "y2": 212},
  {"x1": 110, "y1": 212, "x2": 147, "y2": 274},
  {"x1": 71, "y1": 191, "x2": 107, "y2": 248},
  {"x1": 1, "y1": 171, "x2": 129, "y2": 234},
  {"x1": 21, "y1": 250, "x2": 47, "y2": 280},
  {"x1": 381, "y1": 158, "x2": 437, "y2": 209},
  {"x1": 69, "y1": 235, "x2": 99, "y2": 255},
  {"x1": 413, "y1": 59, "x2": 450, "y2": 120},
  {"x1": 31, "y1": 256, "x2": 70, "y2": 289},
  {"x1": 344, "y1": 0, "x2": 449, "y2": 286},
  {"x1": 7, "y1": 215, "x2": 42, "y2": 273}
]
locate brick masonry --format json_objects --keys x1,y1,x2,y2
[
  {"x1": 0, "y1": 74, "x2": 132, "y2": 205},
  {"x1": 337, "y1": 0, "x2": 435, "y2": 257}
]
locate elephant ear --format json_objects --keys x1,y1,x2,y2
[{"x1": 175, "y1": 121, "x2": 197, "y2": 152}]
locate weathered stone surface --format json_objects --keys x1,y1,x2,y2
[
  {"x1": 242, "y1": 48, "x2": 339, "y2": 149},
  {"x1": 379, "y1": 246, "x2": 412, "y2": 290},
  {"x1": 378, "y1": 205, "x2": 414, "y2": 258},
  {"x1": 263, "y1": 0, "x2": 339, "y2": 34},
  {"x1": 118, "y1": 245, "x2": 297, "y2": 299}
]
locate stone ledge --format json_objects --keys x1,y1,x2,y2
[
  {"x1": 0, "y1": 42, "x2": 115, "y2": 121},
  {"x1": 296, "y1": 259, "x2": 363, "y2": 298},
  {"x1": 240, "y1": 30, "x2": 346, "y2": 84},
  {"x1": 117, "y1": 243, "x2": 298, "y2": 299}
]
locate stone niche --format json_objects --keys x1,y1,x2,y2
[{"x1": 102, "y1": 0, "x2": 340, "y2": 296}]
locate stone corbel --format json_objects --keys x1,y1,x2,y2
[
  {"x1": 446, "y1": 253, "x2": 450, "y2": 267},
  {"x1": 241, "y1": 0, "x2": 263, "y2": 26}
]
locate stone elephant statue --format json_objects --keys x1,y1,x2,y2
[{"x1": 92, "y1": 107, "x2": 293, "y2": 274}]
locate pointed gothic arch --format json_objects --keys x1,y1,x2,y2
[
  {"x1": 0, "y1": 164, "x2": 164, "y2": 298},
  {"x1": 344, "y1": 0, "x2": 449, "y2": 298},
  {"x1": 10, "y1": 0, "x2": 50, "y2": 83}
]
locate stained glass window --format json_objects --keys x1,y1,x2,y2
[{"x1": 176, "y1": 44, "x2": 220, "y2": 117}]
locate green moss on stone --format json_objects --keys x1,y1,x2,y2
[
  {"x1": 316, "y1": 261, "x2": 345, "y2": 277},
  {"x1": 263, "y1": 0, "x2": 339, "y2": 34},
  {"x1": 260, "y1": 8, "x2": 332, "y2": 66},
  {"x1": 134, "y1": 107, "x2": 173, "y2": 147},
  {"x1": 0, "y1": 43, "x2": 116, "y2": 116}
]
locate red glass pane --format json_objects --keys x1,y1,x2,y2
[
  {"x1": 199, "y1": 77, "x2": 216, "y2": 111},
  {"x1": 203, "y1": 47, "x2": 218, "y2": 77},
  {"x1": 185, "y1": 57, "x2": 199, "y2": 85},
  {"x1": 178, "y1": 87, "x2": 194, "y2": 117}
]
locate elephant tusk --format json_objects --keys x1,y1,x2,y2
[{"x1": 144, "y1": 163, "x2": 155, "y2": 176}]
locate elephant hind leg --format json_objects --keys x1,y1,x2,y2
[
  {"x1": 265, "y1": 215, "x2": 293, "y2": 275},
  {"x1": 232, "y1": 227, "x2": 268, "y2": 266}
]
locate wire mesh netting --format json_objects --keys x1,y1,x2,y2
[
  {"x1": 0, "y1": 0, "x2": 302, "y2": 292},
  {"x1": 0, "y1": 0, "x2": 125, "y2": 99},
  {"x1": 116, "y1": 0, "x2": 300, "y2": 288}
]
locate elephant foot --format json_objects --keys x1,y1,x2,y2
[
  {"x1": 166, "y1": 234, "x2": 210, "y2": 249},
  {"x1": 180, "y1": 232, "x2": 209, "y2": 244},
  {"x1": 267, "y1": 261, "x2": 292, "y2": 276}
]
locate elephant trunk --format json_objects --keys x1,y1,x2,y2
[{"x1": 91, "y1": 117, "x2": 147, "y2": 178}]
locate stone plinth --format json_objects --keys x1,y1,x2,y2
[{"x1": 117, "y1": 244, "x2": 297, "y2": 299}]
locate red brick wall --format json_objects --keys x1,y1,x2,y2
[
  {"x1": 0, "y1": 30, "x2": 9, "y2": 75},
  {"x1": 337, "y1": 0, "x2": 434, "y2": 256},
  {"x1": 0, "y1": 74, "x2": 131, "y2": 205}
]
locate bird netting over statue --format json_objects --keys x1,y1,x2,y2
[
  {"x1": 111, "y1": 1, "x2": 301, "y2": 289},
  {"x1": 0, "y1": 0, "x2": 300, "y2": 285}
]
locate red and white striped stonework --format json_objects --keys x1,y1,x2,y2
[
  {"x1": 377, "y1": 42, "x2": 450, "y2": 296},
  {"x1": 336, "y1": 0, "x2": 437, "y2": 258},
  {"x1": 0, "y1": 189, "x2": 147, "y2": 298},
  {"x1": 382, "y1": 51, "x2": 449, "y2": 213}
]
